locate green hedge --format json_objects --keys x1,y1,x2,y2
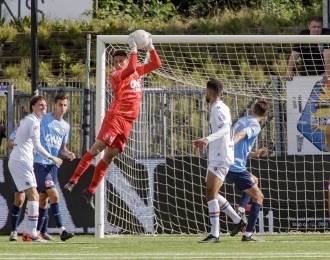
[{"x1": 0, "y1": 3, "x2": 322, "y2": 89}]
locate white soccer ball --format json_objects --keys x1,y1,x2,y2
[{"x1": 132, "y1": 29, "x2": 150, "y2": 49}]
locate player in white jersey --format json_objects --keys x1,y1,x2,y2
[
  {"x1": 193, "y1": 79, "x2": 246, "y2": 243},
  {"x1": 8, "y1": 96, "x2": 63, "y2": 242}
]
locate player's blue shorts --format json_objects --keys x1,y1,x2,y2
[
  {"x1": 226, "y1": 170, "x2": 256, "y2": 191},
  {"x1": 33, "y1": 163, "x2": 59, "y2": 193}
]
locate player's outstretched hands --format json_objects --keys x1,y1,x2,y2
[
  {"x1": 193, "y1": 138, "x2": 209, "y2": 151},
  {"x1": 128, "y1": 33, "x2": 137, "y2": 53},
  {"x1": 146, "y1": 33, "x2": 154, "y2": 51},
  {"x1": 50, "y1": 156, "x2": 63, "y2": 167},
  {"x1": 255, "y1": 147, "x2": 268, "y2": 158}
]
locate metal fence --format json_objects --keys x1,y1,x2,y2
[
  {"x1": 125, "y1": 88, "x2": 276, "y2": 159},
  {"x1": 1, "y1": 82, "x2": 277, "y2": 158},
  {"x1": 0, "y1": 81, "x2": 96, "y2": 157}
]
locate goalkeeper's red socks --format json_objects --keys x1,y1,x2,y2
[
  {"x1": 87, "y1": 159, "x2": 109, "y2": 194},
  {"x1": 70, "y1": 151, "x2": 94, "y2": 184}
]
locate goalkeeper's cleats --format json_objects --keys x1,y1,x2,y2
[
  {"x1": 230, "y1": 219, "x2": 247, "y2": 237},
  {"x1": 242, "y1": 234, "x2": 257, "y2": 242},
  {"x1": 83, "y1": 189, "x2": 95, "y2": 209},
  {"x1": 199, "y1": 234, "x2": 220, "y2": 243},
  {"x1": 64, "y1": 181, "x2": 76, "y2": 192},
  {"x1": 9, "y1": 231, "x2": 18, "y2": 241},
  {"x1": 60, "y1": 230, "x2": 74, "y2": 241}
]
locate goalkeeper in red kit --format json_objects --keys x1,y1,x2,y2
[{"x1": 64, "y1": 33, "x2": 161, "y2": 208}]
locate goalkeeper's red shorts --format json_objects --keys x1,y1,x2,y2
[{"x1": 96, "y1": 115, "x2": 133, "y2": 153}]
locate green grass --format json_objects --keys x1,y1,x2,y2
[{"x1": 1, "y1": 233, "x2": 330, "y2": 259}]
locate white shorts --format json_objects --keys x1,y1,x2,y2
[
  {"x1": 8, "y1": 159, "x2": 37, "y2": 192},
  {"x1": 206, "y1": 165, "x2": 229, "y2": 182}
]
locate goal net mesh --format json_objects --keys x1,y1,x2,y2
[{"x1": 99, "y1": 36, "x2": 330, "y2": 234}]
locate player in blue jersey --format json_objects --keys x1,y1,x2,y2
[
  {"x1": 34, "y1": 93, "x2": 75, "y2": 241},
  {"x1": 226, "y1": 100, "x2": 268, "y2": 241}
]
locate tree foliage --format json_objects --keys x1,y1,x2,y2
[
  {"x1": 96, "y1": 0, "x2": 320, "y2": 19},
  {"x1": 96, "y1": 0, "x2": 176, "y2": 20}
]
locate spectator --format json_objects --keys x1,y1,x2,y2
[{"x1": 285, "y1": 16, "x2": 330, "y2": 80}]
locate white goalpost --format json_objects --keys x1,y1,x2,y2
[{"x1": 95, "y1": 34, "x2": 330, "y2": 238}]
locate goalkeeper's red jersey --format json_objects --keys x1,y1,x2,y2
[{"x1": 107, "y1": 50, "x2": 161, "y2": 122}]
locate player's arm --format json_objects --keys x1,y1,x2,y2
[
  {"x1": 136, "y1": 36, "x2": 162, "y2": 75},
  {"x1": 59, "y1": 126, "x2": 75, "y2": 161},
  {"x1": 233, "y1": 130, "x2": 247, "y2": 144},
  {"x1": 193, "y1": 124, "x2": 231, "y2": 150},
  {"x1": 6, "y1": 130, "x2": 16, "y2": 150},
  {"x1": 6, "y1": 139, "x2": 15, "y2": 150},
  {"x1": 31, "y1": 121, "x2": 62, "y2": 166},
  {"x1": 234, "y1": 123, "x2": 260, "y2": 145},
  {"x1": 284, "y1": 51, "x2": 300, "y2": 80},
  {"x1": 59, "y1": 144, "x2": 76, "y2": 161},
  {"x1": 193, "y1": 109, "x2": 230, "y2": 150},
  {"x1": 117, "y1": 33, "x2": 138, "y2": 80},
  {"x1": 249, "y1": 147, "x2": 268, "y2": 158}
]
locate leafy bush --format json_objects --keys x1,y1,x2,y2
[
  {"x1": 70, "y1": 63, "x2": 85, "y2": 80},
  {"x1": 96, "y1": 0, "x2": 176, "y2": 21},
  {"x1": 0, "y1": 25, "x2": 17, "y2": 42},
  {"x1": 39, "y1": 61, "x2": 53, "y2": 82}
]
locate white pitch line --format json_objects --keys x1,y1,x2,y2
[
  {"x1": 1, "y1": 256, "x2": 330, "y2": 260},
  {"x1": 1, "y1": 253, "x2": 330, "y2": 257}
]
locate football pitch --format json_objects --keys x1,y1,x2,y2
[{"x1": 0, "y1": 233, "x2": 329, "y2": 259}]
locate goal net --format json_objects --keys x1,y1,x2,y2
[{"x1": 95, "y1": 35, "x2": 330, "y2": 237}]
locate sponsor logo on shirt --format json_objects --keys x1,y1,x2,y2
[
  {"x1": 130, "y1": 79, "x2": 141, "y2": 91},
  {"x1": 45, "y1": 134, "x2": 62, "y2": 148}
]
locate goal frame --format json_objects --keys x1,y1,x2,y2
[{"x1": 95, "y1": 34, "x2": 330, "y2": 239}]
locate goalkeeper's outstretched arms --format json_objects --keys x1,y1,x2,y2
[
  {"x1": 118, "y1": 33, "x2": 139, "y2": 80},
  {"x1": 137, "y1": 34, "x2": 162, "y2": 75}
]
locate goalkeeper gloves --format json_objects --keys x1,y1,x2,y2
[
  {"x1": 128, "y1": 33, "x2": 137, "y2": 53},
  {"x1": 146, "y1": 33, "x2": 155, "y2": 51}
]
